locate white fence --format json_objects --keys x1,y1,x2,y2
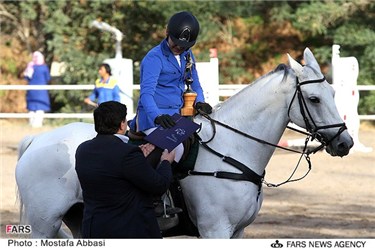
[{"x1": 0, "y1": 84, "x2": 374, "y2": 120}]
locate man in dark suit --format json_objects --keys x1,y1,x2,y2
[{"x1": 75, "y1": 101, "x2": 175, "y2": 238}]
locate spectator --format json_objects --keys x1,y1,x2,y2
[
  {"x1": 23, "y1": 51, "x2": 51, "y2": 128},
  {"x1": 84, "y1": 63, "x2": 120, "y2": 107}
]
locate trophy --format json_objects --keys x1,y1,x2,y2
[{"x1": 180, "y1": 53, "x2": 197, "y2": 117}]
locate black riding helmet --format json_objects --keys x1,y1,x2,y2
[{"x1": 167, "y1": 11, "x2": 200, "y2": 49}]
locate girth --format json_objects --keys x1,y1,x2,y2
[{"x1": 188, "y1": 140, "x2": 265, "y2": 191}]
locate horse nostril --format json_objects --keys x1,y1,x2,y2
[{"x1": 337, "y1": 142, "x2": 350, "y2": 156}]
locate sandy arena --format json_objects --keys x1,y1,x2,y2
[{"x1": 1, "y1": 119, "x2": 374, "y2": 238}]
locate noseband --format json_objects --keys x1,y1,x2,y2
[{"x1": 287, "y1": 76, "x2": 347, "y2": 154}]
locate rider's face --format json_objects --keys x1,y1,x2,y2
[{"x1": 168, "y1": 36, "x2": 187, "y2": 55}]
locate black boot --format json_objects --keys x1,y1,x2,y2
[{"x1": 146, "y1": 147, "x2": 163, "y2": 168}]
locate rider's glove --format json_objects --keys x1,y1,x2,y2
[
  {"x1": 154, "y1": 114, "x2": 176, "y2": 129},
  {"x1": 195, "y1": 102, "x2": 213, "y2": 114}
]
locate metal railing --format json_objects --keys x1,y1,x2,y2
[{"x1": 0, "y1": 84, "x2": 374, "y2": 120}]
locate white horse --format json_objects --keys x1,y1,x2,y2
[{"x1": 16, "y1": 48, "x2": 353, "y2": 238}]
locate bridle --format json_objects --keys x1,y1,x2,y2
[
  {"x1": 188, "y1": 72, "x2": 348, "y2": 191},
  {"x1": 288, "y1": 76, "x2": 347, "y2": 154}
]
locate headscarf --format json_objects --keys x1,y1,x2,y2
[{"x1": 24, "y1": 51, "x2": 45, "y2": 78}]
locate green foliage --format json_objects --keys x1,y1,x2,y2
[
  {"x1": 293, "y1": 1, "x2": 347, "y2": 36},
  {"x1": 358, "y1": 45, "x2": 375, "y2": 115},
  {"x1": 220, "y1": 49, "x2": 253, "y2": 84},
  {"x1": 1, "y1": 59, "x2": 18, "y2": 75},
  {"x1": 266, "y1": 0, "x2": 375, "y2": 117}
]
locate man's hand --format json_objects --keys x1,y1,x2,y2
[
  {"x1": 160, "y1": 149, "x2": 176, "y2": 164},
  {"x1": 154, "y1": 114, "x2": 176, "y2": 128},
  {"x1": 139, "y1": 143, "x2": 155, "y2": 157},
  {"x1": 195, "y1": 102, "x2": 212, "y2": 114}
]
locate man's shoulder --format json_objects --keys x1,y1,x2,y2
[
  {"x1": 78, "y1": 135, "x2": 138, "y2": 153},
  {"x1": 107, "y1": 135, "x2": 141, "y2": 150},
  {"x1": 77, "y1": 138, "x2": 93, "y2": 146},
  {"x1": 76, "y1": 138, "x2": 94, "y2": 154}
]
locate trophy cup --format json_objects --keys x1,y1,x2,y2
[{"x1": 180, "y1": 54, "x2": 197, "y2": 117}]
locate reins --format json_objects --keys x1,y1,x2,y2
[
  {"x1": 190, "y1": 110, "x2": 314, "y2": 189},
  {"x1": 197, "y1": 111, "x2": 305, "y2": 154},
  {"x1": 188, "y1": 74, "x2": 348, "y2": 189}
]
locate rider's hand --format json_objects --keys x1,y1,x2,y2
[
  {"x1": 195, "y1": 102, "x2": 212, "y2": 114},
  {"x1": 154, "y1": 114, "x2": 176, "y2": 128}
]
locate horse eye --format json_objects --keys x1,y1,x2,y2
[{"x1": 309, "y1": 97, "x2": 320, "y2": 103}]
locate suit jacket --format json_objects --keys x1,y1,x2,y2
[
  {"x1": 75, "y1": 134, "x2": 172, "y2": 238},
  {"x1": 130, "y1": 38, "x2": 205, "y2": 131}
]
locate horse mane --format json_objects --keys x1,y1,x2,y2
[
  {"x1": 248, "y1": 63, "x2": 289, "y2": 87},
  {"x1": 270, "y1": 63, "x2": 290, "y2": 82},
  {"x1": 213, "y1": 63, "x2": 291, "y2": 112}
]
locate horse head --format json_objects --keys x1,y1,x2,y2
[{"x1": 287, "y1": 48, "x2": 353, "y2": 157}]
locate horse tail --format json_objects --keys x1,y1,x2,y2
[
  {"x1": 16, "y1": 188, "x2": 27, "y2": 225},
  {"x1": 16, "y1": 135, "x2": 36, "y2": 226},
  {"x1": 17, "y1": 135, "x2": 35, "y2": 160}
]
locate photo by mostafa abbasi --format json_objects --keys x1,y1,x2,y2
[{"x1": 7, "y1": 239, "x2": 106, "y2": 247}]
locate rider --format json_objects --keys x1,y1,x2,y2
[{"x1": 129, "y1": 11, "x2": 212, "y2": 163}]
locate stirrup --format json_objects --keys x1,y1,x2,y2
[
  {"x1": 154, "y1": 202, "x2": 183, "y2": 217},
  {"x1": 154, "y1": 191, "x2": 183, "y2": 218}
]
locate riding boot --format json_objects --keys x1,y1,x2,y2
[
  {"x1": 148, "y1": 148, "x2": 183, "y2": 216},
  {"x1": 146, "y1": 147, "x2": 163, "y2": 168}
]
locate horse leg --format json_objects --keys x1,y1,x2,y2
[
  {"x1": 183, "y1": 178, "x2": 263, "y2": 239},
  {"x1": 198, "y1": 224, "x2": 234, "y2": 238},
  {"x1": 56, "y1": 228, "x2": 73, "y2": 238},
  {"x1": 231, "y1": 229, "x2": 244, "y2": 239},
  {"x1": 26, "y1": 209, "x2": 64, "y2": 238},
  {"x1": 195, "y1": 213, "x2": 235, "y2": 238},
  {"x1": 21, "y1": 191, "x2": 75, "y2": 238}
]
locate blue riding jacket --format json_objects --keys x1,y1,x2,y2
[{"x1": 130, "y1": 38, "x2": 205, "y2": 131}]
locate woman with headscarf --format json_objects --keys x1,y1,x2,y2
[{"x1": 23, "y1": 51, "x2": 51, "y2": 127}]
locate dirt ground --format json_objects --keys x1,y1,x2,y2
[{"x1": 1, "y1": 119, "x2": 374, "y2": 239}]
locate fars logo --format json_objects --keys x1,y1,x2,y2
[{"x1": 6, "y1": 225, "x2": 32, "y2": 234}]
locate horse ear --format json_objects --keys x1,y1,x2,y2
[
  {"x1": 287, "y1": 53, "x2": 303, "y2": 77},
  {"x1": 303, "y1": 47, "x2": 320, "y2": 72}
]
